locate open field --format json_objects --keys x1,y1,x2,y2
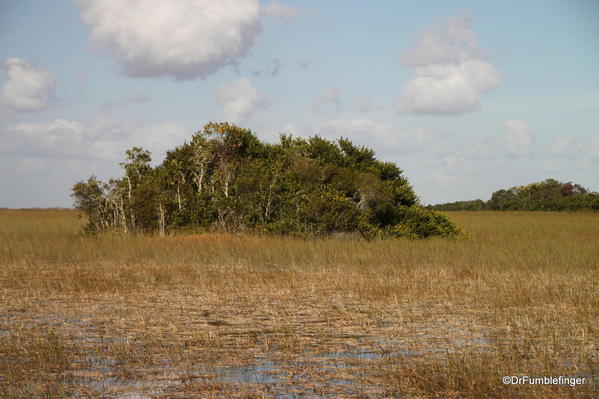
[{"x1": 0, "y1": 209, "x2": 597, "y2": 398}]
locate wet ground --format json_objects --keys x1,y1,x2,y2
[{"x1": 1, "y1": 290, "x2": 496, "y2": 398}]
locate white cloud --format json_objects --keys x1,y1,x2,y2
[
  {"x1": 1, "y1": 58, "x2": 55, "y2": 112},
  {"x1": 353, "y1": 95, "x2": 384, "y2": 112},
  {"x1": 550, "y1": 136, "x2": 584, "y2": 157},
  {"x1": 216, "y1": 77, "x2": 268, "y2": 124},
  {"x1": 402, "y1": 14, "x2": 478, "y2": 67},
  {"x1": 397, "y1": 60, "x2": 501, "y2": 115},
  {"x1": 320, "y1": 118, "x2": 393, "y2": 140},
  {"x1": 396, "y1": 13, "x2": 501, "y2": 115},
  {"x1": 312, "y1": 87, "x2": 341, "y2": 113},
  {"x1": 132, "y1": 123, "x2": 189, "y2": 156},
  {"x1": 503, "y1": 119, "x2": 533, "y2": 156},
  {"x1": 75, "y1": 0, "x2": 262, "y2": 80},
  {"x1": 263, "y1": 0, "x2": 302, "y2": 22},
  {"x1": 0, "y1": 116, "x2": 188, "y2": 161},
  {"x1": 281, "y1": 123, "x2": 299, "y2": 136},
  {"x1": 318, "y1": 118, "x2": 447, "y2": 156},
  {"x1": 464, "y1": 137, "x2": 491, "y2": 159},
  {"x1": 433, "y1": 152, "x2": 475, "y2": 187},
  {"x1": 550, "y1": 134, "x2": 598, "y2": 169}
]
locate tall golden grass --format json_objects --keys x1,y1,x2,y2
[{"x1": 0, "y1": 209, "x2": 597, "y2": 398}]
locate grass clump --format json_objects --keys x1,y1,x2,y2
[
  {"x1": 380, "y1": 343, "x2": 596, "y2": 399},
  {"x1": 0, "y1": 330, "x2": 75, "y2": 399}
]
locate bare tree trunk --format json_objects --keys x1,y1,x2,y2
[
  {"x1": 223, "y1": 171, "x2": 230, "y2": 198},
  {"x1": 198, "y1": 168, "x2": 205, "y2": 193},
  {"x1": 192, "y1": 167, "x2": 206, "y2": 194},
  {"x1": 357, "y1": 193, "x2": 368, "y2": 211},
  {"x1": 176, "y1": 186, "x2": 182, "y2": 211},
  {"x1": 158, "y1": 202, "x2": 165, "y2": 237},
  {"x1": 119, "y1": 196, "x2": 128, "y2": 233},
  {"x1": 126, "y1": 176, "x2": 132, "y2": 202},
  {"x1": 125, "y1": 175, "x2": 135, "y2": 230},
  {"x1": 179, "y1": 171, "x2": 186, "y2": 208}
]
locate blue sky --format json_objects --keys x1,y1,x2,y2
[{"x1": 1, "y1": 0, "x2": 598, "y2": 207}]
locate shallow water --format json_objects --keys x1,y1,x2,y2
[{"x1": 210, "y1": 360, "x2": 282, "y2": 384}]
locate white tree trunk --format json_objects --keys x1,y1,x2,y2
[
  {"x1": 176, "y1": 186, "x2": 182, "y2": 210},
  {"x1": 158, "y1": 202, "x2": 165, "y2": 237}
]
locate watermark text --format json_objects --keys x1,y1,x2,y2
[{"x1": 503, "y1": 375, "x2": 587, "y2": 387}]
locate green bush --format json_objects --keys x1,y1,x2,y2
[
  {"x1": 432, "y1": 179, "x2": 599, "y2": 212},
  {"x1": 388, "y1": 206, "x2": 463, "y2": 238},
  {"x1": 73, "y1": 122, "x2": 461, "y2": 239}
]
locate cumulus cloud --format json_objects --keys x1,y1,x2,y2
[
  {"x1": 550, "y1": 134, "x2": 598, "y2": 169},
  {"x1": 0, "y1": 116, "x2": 188, "y2": 161},
  {"x1": 396, "y1": 13, "x2": 501, "y2": 115},
  {"x1": 433, "y1": 152, "x2": 475, "y2": 187},
  {"x1": 464, "y1": 138, "x2": 491, "y2": 159},
  {"x1": 353, "y1": 95, "x2": 384, "y2": 112},
  {"x1": 1, "y1": 58, "x2": 55, "y2": 112},
  {"x1": 263, "y1": 0, "x2": 302, "y2": 22},
  {"x1": 550, "y1": 136, "x2": 584, "y2": 157},
  {"x1": 75, "y1": 0, "x2": 262, "y2": 80},
  {"x1": 503, "y1": 119, "x2": 533, "y2": 156},
  {"x1": 401, "y1": 14, "x2": 478, "y2": 67},
  {"x1": 312, "y1": 87, "x2": 341, "y2": 113},
  {"x1": 216, "y1": 77, "x2": 268, "y2": 124},
  {"x1": 318, "y1": 118, "x2": 448, "y2": 156},
  {"x1": 319, "y1": 118, "x2": 393, "y2": 140}
]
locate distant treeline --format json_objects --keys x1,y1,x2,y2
[
  {"x1": 431, "y1": 179, "x2": 599, "y2": 211},
  {"x1": 72, "y1": 122, "x2": 461, "y2": 238}
]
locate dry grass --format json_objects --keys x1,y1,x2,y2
[{"x1": 0, "y1": 209, "x2": 597, "y2": 398}]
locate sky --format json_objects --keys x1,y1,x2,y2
[{"x1": 0, "y1": 0, "x2": 598, "y2": 208}]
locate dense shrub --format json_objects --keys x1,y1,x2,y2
[
  {"x1": 73, "y1": 122, "x2": 461, "y2": 238},
  {"x1": 431, "y1": 179, "x2": 599, "y2": 212}
]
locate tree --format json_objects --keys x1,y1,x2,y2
[
  {"x1": 432, "y1": 179, "x2": 599, "y2": 212},
  {"x1": 119, "y1": 147, "x2": 152, "y2": 230},
  {"x1": 72, "y1": 176, "x2": 110, "y2": 234}
]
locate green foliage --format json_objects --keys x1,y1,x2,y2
[
  {"x1": 72, "y1": 122, "x2": 461, "y2": 238},
  {"x1": 431, "y1": 179, "x2": 599, "y2": 212},
  {"x1": 390, "y1": 206, "x2": 463, "y2": 238},
  {"x1": 429, "y1": 199, "x2": 486, "y2": 211},
  {"x1": 71, "y1": 176, "x2": 107, "y2": 234}
]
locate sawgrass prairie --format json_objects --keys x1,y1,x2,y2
[{"x1": 0, "y1": 209, "x2": 597, "y2": 398}]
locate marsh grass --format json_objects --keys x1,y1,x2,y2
[
  {"x1": 0, "y1": 329, "x2": 75, "y2": 398},
  {"x1": 0, "y1": 209, "x2": 597, "y2": 398}
]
